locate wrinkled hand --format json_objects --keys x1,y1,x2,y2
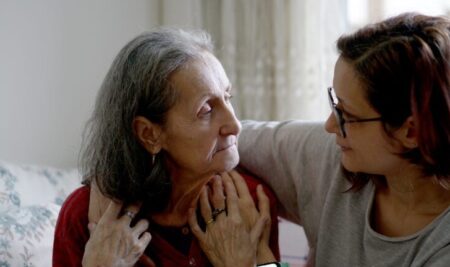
[
  {"x1": 87, "y1": 183, "x2": 156, "y2": 266},
  {"x1": 82, "y1": 201, "x2": 153, "y2": 267},
  {"x1": 188, "y1": 173, "x2": 272, "y2": 267},
  {"x1": 222, "y1": 171, "x2": 274, "y2": 263},
  {"x1": 88, "y1": 183, "x2": 110, "y2": 224}
]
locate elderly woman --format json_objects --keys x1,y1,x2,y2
[{"x1": 52, "y1": 28, "x2": 279, "y2": 267}]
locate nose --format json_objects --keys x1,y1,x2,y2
[
  {"x1": 220, "y1": 104, "x2": 241, "y2": 136},
  {"x1": 325, "y1": 112, "x2": 339, "y2": 134}
]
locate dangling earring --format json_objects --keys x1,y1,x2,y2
[{"x1": 152, "y1": 154, "x2": 156, "y2": 165}]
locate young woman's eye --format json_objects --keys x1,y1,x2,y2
[{"x1": 342, "y1": 110, "x2": 357, "y2": 120}]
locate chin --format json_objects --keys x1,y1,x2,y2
[
  {"x1": 341, "y1": 157, "x2": 359, "y2": 173},
  {"x1": 225, "y1": 159, "x2": 239, "y2": 171},
  {"x1": 217, "y1": 155, "x2": 239, "y2": 172},
  {"x1": 214, "y1": 146, "x2": 239, "y2": 171},
  {"x1": 341, "y1": 157, "x2": 374, "y2": 174}
]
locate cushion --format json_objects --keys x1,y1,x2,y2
[
  {"x1": 0, "y1": 161, "x2": 80, "y2": 267},
  {"x1": 0, "y1": 161, "x2": 81, "y2": 209},
  {"x1": 0, "y1": 203, "x2": 60, "y2": 266}
]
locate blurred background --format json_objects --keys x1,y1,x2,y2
[{"x1": 1, "y1": 0, "x2": 449, "y2": 169}]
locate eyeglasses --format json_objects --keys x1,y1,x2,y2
[{"x1": 327, "y1": 87, "x2": 382, "y2": 138}]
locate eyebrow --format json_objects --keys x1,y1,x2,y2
[
  {"x1": 225, "y1": 83, "x2": 232, "y2": 93},
  {"x1": 194, "y1": 83, "x2": 232, "y2": 103},
  {"x1": 335, "y1": 94, "x2": 358, "y2": 116}
]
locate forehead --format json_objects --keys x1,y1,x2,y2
[
  {"x1": 333, "y1": 57, "x2": 361, "y2": 91},
  {"x1": 168, "y1": 52, "x2": 229, "y2": 104},
  {"x1": 333, "y1": 57, "x2": 374, "y2": 112}
]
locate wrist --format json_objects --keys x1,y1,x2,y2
[
  {"x1": 257, "y1": 262, "x2": 288, "y2": 267},
  {"x1": 256, "y1": 244, "x2": 275, "y2": 264}
]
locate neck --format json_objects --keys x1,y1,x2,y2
[
  {"x1": 372, "y1": 163, "x2": 450, "y2": 237},
  {"x1": 151, "y1": 172, "x2": 214, "y2": 227},
  {"x1": 381, "y1": 163, "x2": 450, "y2": 213}
]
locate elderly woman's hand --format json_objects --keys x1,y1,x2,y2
[
  {"x1": 222, "y1": 171, "x2": 275, "y2": 264},
  {"x1": 188, "y1": 172, "x2": 274, "y2": 267},
  {"x1": 82, "y1": 201, "x2": 153, "y2": 267},
  {"x1": 88, "y1": 183, "x2": 110, "y2": 224}
]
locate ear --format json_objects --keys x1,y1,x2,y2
[
  {"x1": 394, "y1": 116, "x2": 418, "y2": 149},
  {"x1": 133, "y1": 116, "x2": 163, "y2": 154}
]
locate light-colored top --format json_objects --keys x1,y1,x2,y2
[{"x1": 238, "y1": 120, "x2": 450, "y2": 267}]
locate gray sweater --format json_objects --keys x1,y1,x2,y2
[{"x1": 238, "y1": 120, "x2": 450, "y2": 267}]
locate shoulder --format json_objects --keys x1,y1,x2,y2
[
  {"x1": 53, "y1": 186, "x2": 90, "y2": 266},
  {"x1": 59, "y1": 186, "x2": 90, "y2": 217},
  {"x1": 55, "y1": 186, "x2": 90, "y2": 237},
  {"x1": 239, "y1": 172, "x2": 278, "y2": 206}
]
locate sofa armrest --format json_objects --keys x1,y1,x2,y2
[{"x1": 0, "y1": 161, "x2": 81, "y2": 267}]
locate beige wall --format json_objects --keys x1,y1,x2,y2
[{"x1": 0, "y1": 0, "x2": 159, "y2": 168}]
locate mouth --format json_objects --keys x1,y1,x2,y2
[
  {"x1": 336, "y1": 140, "x2": 351, "y2": 151},
  {"x1": 216, "y1": 143, "x2": 236, "y2": 152},
  {"x1": 337, "y1": 144, "x2": 351, "y2": 151}
]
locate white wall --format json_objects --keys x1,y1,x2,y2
[{"x1": 0, "y1": 0, "x2": 159, "y2": 168}]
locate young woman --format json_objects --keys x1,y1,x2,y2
[{"x1": 193, "y1": 12, "x2": 450, "y2": 266}]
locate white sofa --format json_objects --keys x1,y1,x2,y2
[
  {"x1": 0, "y1": 160, "x2": 80, "y2": 267},
  {"x1": 0, "y1": 160, "x2": 308, "y2": 267}
]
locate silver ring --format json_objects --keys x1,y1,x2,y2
[
  {"x1": 124, "y1": 210, "x2": 135, "y2": 220},
  {"x1": 212, "y1": 208, "x2": 226, "y2": 219}
]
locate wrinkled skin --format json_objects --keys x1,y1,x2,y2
[{"x1": 82, "y1": 201, "x2": 155, "y2": 267}]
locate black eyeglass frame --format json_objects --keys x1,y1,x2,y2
[{"x1": 327, "y1": 87, "x2": 382, "y2": 138}]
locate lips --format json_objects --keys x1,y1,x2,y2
[
  {"x1": 336, "y1": 139, "x2": 350, "y2": 151},
  {"x1": 216, "y1": 143, "x2": 235, "y2": 152},
  {"x1": 216, "y1": 138, "x2": 237, "y2": 152}
]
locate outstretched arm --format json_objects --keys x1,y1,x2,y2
[{"x1": 238, "y1": 120, "x2": 338, "y2": 224}]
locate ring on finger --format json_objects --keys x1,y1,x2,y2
[
  {"x1": 206, "y1": 218, "x2": 215, "y2": 225},
  {"x1": 212, "y1": 208, "x2": 226, "y2": 219},
  {"x1": 124, "y1": 210, "x2": 136, "y2": 220}
]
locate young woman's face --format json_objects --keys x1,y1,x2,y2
[
  {"x1": 160, "y1": 52, "x2": 241, "y2": 180},
  {"x1": 325, "y1": 57, "x2": 404, "y2": 175}
]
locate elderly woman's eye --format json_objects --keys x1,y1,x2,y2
[
  {"x1": 199, "y1": 104, "x2": 212, "y2": 115},
  {"x1": 225, "y1": 93, "x2": 233, "y2": 102}
]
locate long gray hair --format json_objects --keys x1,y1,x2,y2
[{"x1": 80, "y1": 28, "x2": 213, "y2": 212}]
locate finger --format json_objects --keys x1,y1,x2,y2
[
  {"x1": 119, "y1": 202, "x2": 142, "y2": 223},
  {"x1": 199, "y1": 187, "x2": 213, "y2": 223},
  {"x1": 256, "y1": 184, "x2": 271, "y2": 241},
  {"x1": 188, "y1": 208, "x2": 206, "y2": 242},
  {"x1": 137, "y1": 231, "x2": 152, "y2": 248},
  {"x1": 250, "y1": 214, "x2": 269, "y2": 245},
  {"x1": 88, "y1": 182, "x2": 108, "y2": 223},
  {"x1": 132, "y1": 219, "x2": 150, "y2": 238},
  {"x1": 256, "y1": 184, "x2": 270, "y2": 215},
  {"x1": 99, "y1": 200, "x2": 123, "y2": 222},
  {"x1": 87, "y1": 222, "x2": 97, "y2": 236},
  {"x1": 222, "y1": 171, "x2": 239, "y2": 218},
  {"x1": 229, "y1": 170, "x2": 252, "y2": 201},
  {"x1": 210, "y1": 175, "x2": 226, "y2": 210},
  {"x1": 139, "y1": 254, "x2": 156, "y2": 267}
]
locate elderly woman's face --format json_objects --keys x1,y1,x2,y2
[{"x1": 159, "y1": 52, "x2": 241, "y2": 180}]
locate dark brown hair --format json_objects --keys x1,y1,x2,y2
[{"x1": 337, "y1": 13, "x2": 450, "y2": 190}]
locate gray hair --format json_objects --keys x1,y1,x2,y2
[{"x1": 80, "y1": 28, "x2": 214, "y2": 212}]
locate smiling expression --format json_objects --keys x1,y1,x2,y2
[{"x1": 325, "y1": 57, "x2": 406, "y2": 175}]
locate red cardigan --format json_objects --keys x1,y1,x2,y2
[{"x1": 53, "y1": 173, "x2": 280, "y2": 266}]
